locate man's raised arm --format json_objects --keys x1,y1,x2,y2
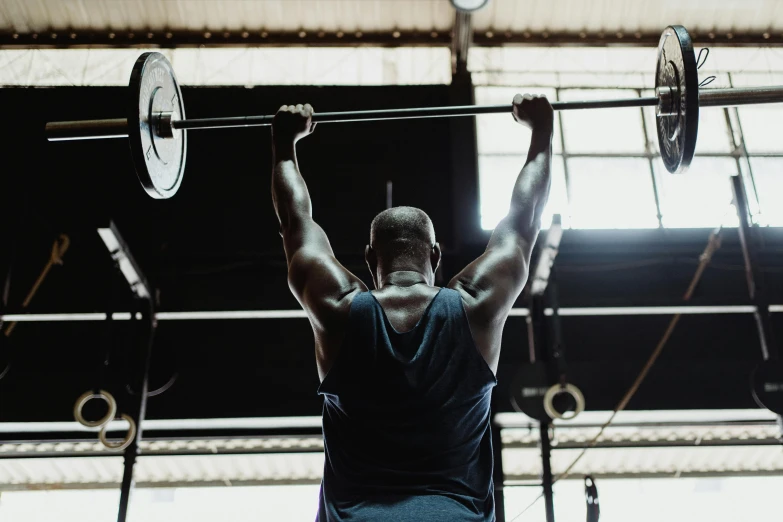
[
  {"x1": 271, "y1": 105, "x2": 366, "y2": 374},
  {"x1": 449, "y1": 94, "x2": 554, "y2": 370}
]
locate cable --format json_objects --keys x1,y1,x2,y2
[
  {"x1": 1, "y1": 234, "x2": 70, "y2": 380},
  {"x1": 509, "y1": 225, "x2": 723, "y2": 521},
  {"x1": 2, "y1": 234, "x2": 70, "y2": 338}
]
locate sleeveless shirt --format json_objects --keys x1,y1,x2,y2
[{"x1": 316, "y1": 288, "x2": 497, "y2": 521}]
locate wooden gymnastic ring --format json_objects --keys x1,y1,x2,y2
[
  {"x1": 73, "y1": 390, "x2": 117, "y2": 428},
  {"x1": 543, "y1": 383, "x2": 585, "y2": 420},
  {"x1": 98, "y1": 413, "x2": 137, "y2": 451}
]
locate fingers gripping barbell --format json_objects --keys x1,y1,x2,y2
[{"x1": 45, "y1": 25, "x2": 783, "y2": 199}]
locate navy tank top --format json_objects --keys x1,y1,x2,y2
[{"x1": 316, "y1": 288, "x2": 497, "y2": 522}]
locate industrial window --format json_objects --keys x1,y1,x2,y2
[
  {"x1": 474, "y1": 86, "x2": 568, "y2": 230},
  {"x1": 472, "y1": 47, "x2": 783, "y2": 230},
  {"x1": 567, "y1": 157, "x2": 658, "y2": 229}
]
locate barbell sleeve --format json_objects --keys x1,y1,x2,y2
[
  {"x1": 46, "y1": 118, "x2": 129, "y2": 141},
  {"x1": 698, "y1": 85, "x2": 783, "y2": 107}
]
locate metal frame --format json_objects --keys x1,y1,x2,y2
[
  {"x1": 451, "y1": 9, "x2": 473, "y2": 75},
  {"x1": 116, "y1": 300, "x2": 155, "y2": 522},
  {"x1": 731, "y1": 175, "x2": 779, "y2": 363},
  {"x1": 3, "y1": 304, "x2": 783, "y2": 323},
  {"x1": 3, "y1": 30, "x2": 783, "y2": 50},
  {"x1": 525, "y1": 291, "x2": 559, "y2": 522},
  {"x1": 95, "y1": 221, "x2": 156, "y2": 522},
  {"x1": 98, "y1": 221, "x2": 151, "y2": 300},
  {"x1": 529, "y1": 215, "x2": 563, "y2": 296}
]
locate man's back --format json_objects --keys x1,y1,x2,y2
[
  {"x1": 269, "y1": 96, "x2": 553, "y2": 521},
  {"x1": 317, "y1": 288, "x2": 497, "y2": 522}
]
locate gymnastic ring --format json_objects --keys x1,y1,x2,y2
[
  {"x1": 98, "y1": 413, "x2": 137, "y2": 451},
  {"x1": 73, "y1": 390, "x2": 117, "y2": 428},
  {"x1": 543, "y1": 383, "x2": 585, "y2": 421}
]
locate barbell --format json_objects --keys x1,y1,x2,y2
[{"x1": 45, "y1": 25, "x2": 783, "y2": 199}]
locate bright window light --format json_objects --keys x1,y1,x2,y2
[
  {"x1": 479, "y1": 155, "x2": 567, "y2": 230},
  {"x1": 475, "y1": 87, "x2": 563, "y2": 154},
  {"x1": 559, "y1": 89, "x2": 646, "y2": 154},
  {"x1": 504, "y1": 477, "x2": 783, "y2": 522},
  {"x1": 737, "y1": 105, "x2": 783, "y2": 153},
  {"x1": 567, "y1": 158, "x2": 658, "y2": 229},
  {"x1": 0, "y1": 486, "x2": 322, "y2": 522},
  {"x1": 748, "y1": 157, "x2": 783, "y2": 226},
  {"x1": 655, "y1": 157, "x2": 739, "y2": 228},
  {"x1": 692, "y1": 105, "x2": 735, "y2": 154}
]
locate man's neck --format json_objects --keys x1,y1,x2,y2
[{"x1": 379, "y1": 270, "x2": 430, "y2": 289}]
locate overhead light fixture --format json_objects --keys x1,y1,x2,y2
[
  {"x1": 97, "y1": 221, "x2": 151, "y2": 300},
  {"x1": 450, "y1": 0, "x2": 490, "y2": 13}
]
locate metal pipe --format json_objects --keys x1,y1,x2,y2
[
  {"x1": 2, "y1": 304, "x2": 781, "y2": 322},
  {"x1": 117, "y1": 301, "x2": 155, "y2": 522},
  {"x1": 539, "y1": 421, "x2": 556, "y2": 522},
  {"x1": 492, "y1": 419, "x2": 507, "y2": 522},
  {"x1": 731, "y1": 175, "x2": 778, "y2": 361}
]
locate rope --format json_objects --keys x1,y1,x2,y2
[
  {"x1": 2, "y1": 234, "x2": 70, "y2": 338},
  {"x1": 510, "y1": 226, "x2": 723, "y2": 521}
]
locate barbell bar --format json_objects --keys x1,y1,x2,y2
[
  {"x1": 42, "y1": 25, "x2": 783, "y2": 199},
  {"x1": 45, "y1": 86, "x2": 783, "y2": 139},
  {"x1": 46, "y1": 97, "x2": 660, "y2": 141}
]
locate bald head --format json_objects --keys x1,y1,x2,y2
[{"x1": 370, "y1": 206, "x2": 436, "y2": 264}]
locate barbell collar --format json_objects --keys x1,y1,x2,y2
[
  {"x1": 156, "y1": 111, "x2": 177, "y2": 139},
  {"x1": 656, "y1": 86, "x2": 676, "y2": 117}
]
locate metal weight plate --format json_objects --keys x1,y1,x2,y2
[
  {"x1": 655, "y1": 25, "x2": 699, "y2": 174},
  {"x1": 510, "y1": 362, "x2": 551, "y2": 421},
  {"x1": 128, "y1": 53, "x2": 187, "y2": 199},
  {"x1": 750, "y1": 360, "x2": 783, "y2": 415}
]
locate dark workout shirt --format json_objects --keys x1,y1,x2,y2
[{"x1": 316, "y1": 288, "x2": 497, "y2": 522}]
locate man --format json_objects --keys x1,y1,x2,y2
[{"x1": 271, "y1": 94, "x2": 553, "y2": 522}]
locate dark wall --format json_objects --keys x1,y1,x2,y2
[{"x1": 1, "y1": 85, "x2": 782, "y2": 425}]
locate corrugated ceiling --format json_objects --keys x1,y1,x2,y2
[
  {"x1": 0, "y1": 0, "x2": 452, "y2": 33},
  {"x1": 1, "y1": 0, "x2": 782, "y2": 38},
  {"x1": 471, "y1": 0, "x2": 783, "y2": 34}
]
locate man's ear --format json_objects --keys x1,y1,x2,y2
[
  {"x1": 431, "y1": 242, "x2": 442, "y2": 275},
  {"x1": 365, "y1": 245, "x2": 378, "y2": 289}
]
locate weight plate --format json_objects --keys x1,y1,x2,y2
[
  {"x1": 128, "y1": 52, "x2": 186, "y2": 199},
  {"x1": 509, "y1": 362, "x2": 551, "y2": 421},
  {"x1": 751, "y1": 360, "x2": 783, "y2": 415},
  {"x1": 655, "y1": 25, "x2": 699, "y2": 174}
]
